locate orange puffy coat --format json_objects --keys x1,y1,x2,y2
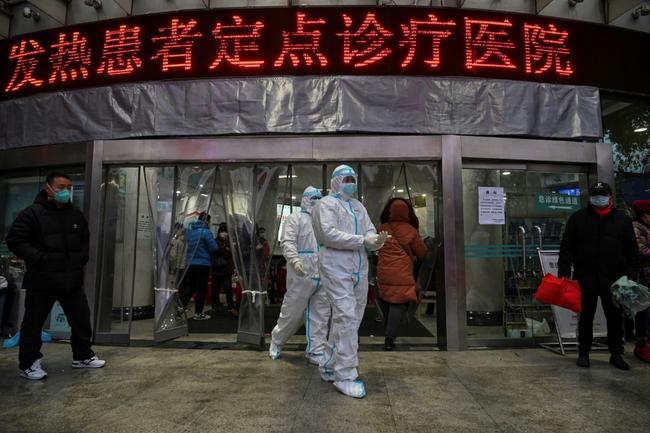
[{"x1": 377, "y1": 200, "x2": 428, "y2": 304}]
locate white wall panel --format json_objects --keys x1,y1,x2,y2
[
  {"x1": 210, "y1": 0, "x2": 289, "y2": 6},
  {"x1": 30, "y1": 0, "x2": 66, "y2": 24},
  {"x1": 459, "y1": 0, "x2": 535, "y2": 14},
  {"x1": 0, "y1": 12, "x2": 9, "y2": 39},
  {"x1": 67, "y1": 0, "x2": 129, "y2": 25},
  {"x1": 611, "y1": 1, "x2": 650, "y2": 33},
  {"x1": 538, "y1": 0, "x2": 605, "y2": 24},
  {"x1": 8, "y1": 3, "x2": 61, "y2": 37},
  {"x1": 131, "y1": 0, "x2": 207, "y2": 15}
]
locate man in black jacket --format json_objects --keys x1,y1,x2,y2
[
  {"x1": 558, "y1": 181, "x2": 638, "y2": 370},
  {"x1": 6, "y1": 172, "x2": 105, "y2": 380}
]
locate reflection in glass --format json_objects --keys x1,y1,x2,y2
[
  {"x1": 97, "y1": 167, "x2": 140, "y2": 335},
  {"x1": 220, "y1": 165, "x2": 289, "y2": 345},
  {"x1": 155, "y1": 166, "x2": 216, "y2": 338},
  {"x1": 463, "y1": 168, "x2": 590, "y2": 340}
]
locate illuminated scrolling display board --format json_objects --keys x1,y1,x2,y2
[{"x1": 1, "y1": 6, "x2": 649, "y2": 100}]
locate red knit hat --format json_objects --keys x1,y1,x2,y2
[{"x1": 632, "y1": 199, "x2": 650, "y2": 215}]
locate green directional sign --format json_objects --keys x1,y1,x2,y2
[{"x1": 535, "y1": 193, "x2": 581, "y2": 212}]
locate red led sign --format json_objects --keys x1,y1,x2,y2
[{"x1": 0, "y1": 7, "x2": 649, "y2": 99}]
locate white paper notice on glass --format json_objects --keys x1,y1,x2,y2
[{"x1": 478, "y1": 187, "x2": 505, "y2": 225}]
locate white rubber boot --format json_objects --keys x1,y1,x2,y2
[{"x1": 268, "y1": 341, "x2": 281, "y2": 360}]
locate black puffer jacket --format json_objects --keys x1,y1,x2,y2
[
  {"x1": 5, "y1": 190, "x2": 90, "y2": 291},
  {"x1": 558, "y1": 206, "x2": 638, "y2": 295}
]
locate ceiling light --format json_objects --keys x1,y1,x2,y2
[
  {"x1": 633, "y1": 5, "x2": 650, "y2": 19},
  {"x1": 22, "y1": 7, "x2": 40, "y2": 22},
  {"x1": 502, "y1": 171, "x2": 512, "y2": 176},
  {"x1": 278, "y1": 174, "x2": 298, "y2": 178},
  {"x1": 84, "y1": 0, "x2": 102, "y2": 9},
  {"x1": 291, "y1": 196, "x2": 296, "y2": 200},
  {"x1": 396, "y1": 189, "x2": 405, "y2": 193},
  {"x1": 199, "y1": 184, "x2": 204, "y2": 188},
  {"x1": 634, "y1": 127, "x2": 648, "y2": 133},
  {"x1": 421, "y1": 194, "x2": 427, "y2": 197}
]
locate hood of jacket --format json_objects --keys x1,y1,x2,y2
[
  {"x1": 388, "y1": 200, "x2": 410, "y2": 223},
  {"x1": 189, "y1": 220, "x2": 208, "y2": 230}
]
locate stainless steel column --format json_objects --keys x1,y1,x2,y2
[
  {"x1": 84, "y1": 140, "x2": 104, "y2": 333},
  {"x1": 595, "y1": 142, "x2": 614, "y2": 188},
  {"x1": 440, "y1": 135, "x2": 467, "y2": 351}
]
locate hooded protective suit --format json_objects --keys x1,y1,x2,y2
[
  {"x1": 312, "y1": 165, "x2": 381, "y2": 397},
  {"x1": 269, "y1": 186, "x2": 330, "y2": 364}
]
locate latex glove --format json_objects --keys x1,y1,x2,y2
[
  {"x1": 364, "y1": 232, "x2": 389, "y2": 251},
  {"x1": 290, "y1": 257, "x2": 308, "y2": 277},
  {"x1": 375, "y1": 231, "x2": 390, "y2": 249}
]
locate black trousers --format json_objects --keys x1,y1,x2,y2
[
  {"x1": 381, "y1": 300, "x2": 408, "y2": 340},
  {"x1": 19, "y1": 289, "x2": 94, "y2": 370},
  {"x1": 180, "y1": 265, "x2": 211, "y2": 314},
  {"x1": 211, "y1": 274, "x2": 233, "y2": 310},
  {"x1": 636, "y1": 307, "x2": 649, "y2": 340},
  {"x1": 578, "y1": 290, "x2": 624, "y2": 355}
]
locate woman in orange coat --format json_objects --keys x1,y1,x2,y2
[{"x1": 377, "y1": 198, "x2": 428, "y2": 351}]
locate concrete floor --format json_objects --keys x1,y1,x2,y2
[{"x1": 1, "y1": 343, "x2": 649, "y2": 433}]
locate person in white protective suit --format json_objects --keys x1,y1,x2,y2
[
  {"x1": 269, "y1": 186, "x2": 331, "y2": 364},
  {"x1": 312, "y1": 165, "x2": 388, "y2": 399}
]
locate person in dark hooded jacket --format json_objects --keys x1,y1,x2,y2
[
  {"x1": 377, "y1": 198, "x2": 428, "y2": 351},
  {"x1": 6, "y1": 172, "x2": 105, "y2": 380},
  {"x1": 558, "y1": 181, "x2": 638, "y2": 370}
]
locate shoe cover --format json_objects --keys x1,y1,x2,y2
[
  {"x1": 2, "y1": 331, "x2": 20, "y2": 349},
  {"x1": 320, "y1": 367, "x2": 335, "y2": 382},
  {"x1": 269, "y1": 342, "x2": 281, "y2": 360},
  {"x1": 41, "y1": 331, "x2": 52, "y2": 342},
  {"x1": 333, "y1": 379, "x2": 366, "y2": 398}
]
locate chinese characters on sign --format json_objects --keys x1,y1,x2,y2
[
  {"x1": 1, "y1": 8, "x2": 577, "y2": 98},
  {"x1": 535, "y1": 193, "x2": 580, "y2": 212},
  {"x1": 478, "y1": 187, "x2": 505, "y2": 225}
]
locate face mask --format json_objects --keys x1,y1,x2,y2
[
  {"x1": 53, "y1": 188, "x2": 71, "y2": 204},
  {"x1": 590, "y1": 195, "x2": 610, "y2": 208},
  {"x1": 341, "y1": 183, "x2": 357, "y2": 197},
  {"x1": 309, "y1": 197, "x2": 320, "y2": 207},
  {"x1": 218, "y1": 233, "x2": 228, "y2": 240}
]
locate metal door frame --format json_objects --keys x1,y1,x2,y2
[
  {"x1": 0, "y1": 136, "x2": 613, "y2": 350},
  {"x1": 447, "y1": 136, "x2": 611, "y2": 349}
]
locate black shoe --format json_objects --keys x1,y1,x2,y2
[
  {"x1": 576, "y1": 353, "x2": 590, "y2": 368},
  {"x1": 384, "y1": 337, "x2": 395, "y2": 351},
  {"x1": 609, "y1": 354, "x2": 630, "y2": 370}
]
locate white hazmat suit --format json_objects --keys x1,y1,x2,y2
[
  {"x1": 312, "y1": 165, "x2": 386, "y2": 398},
  {"x1": 269, "y1": 186, "x2": 331, "y2": 364}
]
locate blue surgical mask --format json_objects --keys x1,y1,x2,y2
[
  {"x1": 341, "y1": 183, "x2": 357, "y2": 197},
  {"x1": 590, "y1": 195, "x2": 610, "y2": 208},
  {"x1": 53, "y1": 189, "x2": 71, "y2": 204}
]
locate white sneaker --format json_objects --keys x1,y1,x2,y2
[
  {"x1": 319, "y1": 367, "x2": 335, "y2": 382},
  {"x1": 269, "y1": 341, "x2": 281, "y2": 360},
  {"x1": 333, "y1": 379, "x2": 367, "y2": 398},
  {"x1": 20, "y1": 359, "x2": 47, "y2": 380},
  {"x1": 72, "y1": 356, "x2": 106, "y2": 369},
  {"x1": 192, "y1": 313, "x2": 211, "y2": 321}
]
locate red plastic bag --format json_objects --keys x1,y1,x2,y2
[{"x1": 534, "y1": 273, "x2": 582, "y2": 313}]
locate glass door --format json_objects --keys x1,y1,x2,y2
[
  {"x1": 360, "y1": 162, "x2": 442, "y2": 344},
  {"x1": 462, "y1": 165, "x2": 591, "y2": 343}
]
